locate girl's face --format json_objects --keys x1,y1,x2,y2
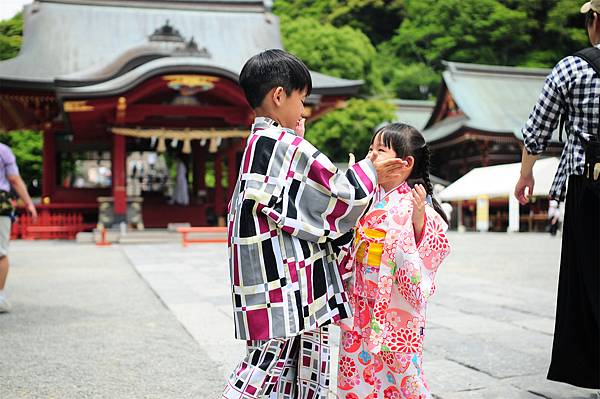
[
  {"x1": 368, "y1": 132, "x2": 414, "y2": 188},
  {"x1": 368, "y1": 132, "x2": 398, "y2": 161}
]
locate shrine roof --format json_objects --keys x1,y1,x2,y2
[
  {"x1": 423, "y1": 61, "x2": 560, "y2": 143},
  {"x1": 0, "y1": 0, "x2": 361, "y2": 94},
  {"x1": 33, "y1": 0, "x2": 268, "y2": 12},
  {"x1": 391, "y1": 99, "x2": 435, "y2": 131}
]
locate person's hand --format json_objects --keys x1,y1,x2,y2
[
  {"x1": 369, "y1": 152, "x2": 409, "y2": 185},
  {"x1": 26, "y1": 202, "x2": 38, "y2": 221},
  {"x1": 515, "y1": 173, "x2": 535, "y2": 205},
  {"x1": 412, "y1": 184, "x2": 427, "y2": 232},
  {"x1": 294, "y1": 118, "x2": 305, "y2": 137},
  {"x1": 348, "y1": 153, "x2": 356, "y2": 167}
]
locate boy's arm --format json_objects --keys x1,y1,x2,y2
[{"x1": 260, "y1": 140, "x2": 377, "y2": 243}]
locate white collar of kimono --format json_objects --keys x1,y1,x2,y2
[
  {"x1": 252, "y1": 116, "x2": 279, "y2": 130},
  {"x1": 252, "y1": 117, "x2": 301, "y2": 137}
]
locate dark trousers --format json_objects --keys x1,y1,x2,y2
[
  {"x1": 547, "y1": 176, "x2": 599, "y2": 389},
  {"x1": 549, "y1": 220, "x2": 559, "y2": 236}
]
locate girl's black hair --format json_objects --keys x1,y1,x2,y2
[
  {"x1": 371, "y1": 123, "x2": 449, "y2": 224},
  {"x1": 239, "y1": 49, "x2": 312, "y2": 109}
]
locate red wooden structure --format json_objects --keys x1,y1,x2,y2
[
  {"x1": 176, "y1": 226, "x2": 228, "y2": 247},
  {"x1": 0, "y1": 1, "x2": 363, "y2": 235}
]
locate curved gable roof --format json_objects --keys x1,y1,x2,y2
[
  {"x1": 0, "y1": 0, "x2": 278, "y2": 87},
  {"x1": 424, "y1": 61, "x2": 560, "y2": 143}
]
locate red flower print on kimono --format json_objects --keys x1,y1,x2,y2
[
  {"x1": 390, "y1": 205, "x2": 410, "y2": 226},
  {"x1": 340, "y1": 355, "x2": 359, "y2": 378},
  {"x1": 398, "y1": 229, "x2": 417, "y2": 254},
  {"x1": 400, "y1": 375, "x2": 426, "y2": 399},
  {"x1": 397, "y1": 268, "x2": 424, "y2": 309},
  {"x1": 384, "y1": 386, "x2": 402, "y2": 399},
  {"x1": 338, "y1": 355, "x2": 361, "y2": 390},
  {"x1": 379, "y1": 275, "x2": 394, "y2": 296},
  {"x1": 372, "y1": 296, "x2": 389, "y2": 322},
  {"x1": 385, "y1": 308, "x2": 405, "y2": 329},
  {"x1": 426, "y1": 217, "x2": 450, "y2": 253},
  {"x1": 342, "y1": 330, "x2": 362, "y2": 353},
  {"x1": 406, "y1": 316, "x2": 425, "y2": 331},
  {"x1": 388, "y1": 328, "x2": 423, "y2": 353},
  {"x1": 419, "y1": 215, "x2": 450, "y2": 270}
]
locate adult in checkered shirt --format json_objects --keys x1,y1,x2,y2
[
  {"x1": 515, "y1": 0, "x2": 600, "y2": 390},
  {"x1": 222, "y1": 49, "x2": 407, "y2": 399}
]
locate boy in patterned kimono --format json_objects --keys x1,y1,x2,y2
[
  {"x1": 337, "y1": 123, "x2": 451, "y2": 399},
  {"x1": 222, "y1": 50, "x2": 406, "y2": 399}
]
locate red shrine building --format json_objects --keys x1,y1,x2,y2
[{"x1": 0, "y1": 0, "x2": 362, "y2": 230}]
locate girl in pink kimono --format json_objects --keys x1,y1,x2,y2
[{"x1": 337, "y1": 123, "x2": 451, "y2": 399}]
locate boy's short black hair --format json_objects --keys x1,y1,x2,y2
[{"x1": 239, "y1": 49, "x2": 312, "y2": 109}]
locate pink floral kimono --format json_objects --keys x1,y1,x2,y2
[{"x1": 337, "y1": 182, "x2": 451, "y2": 399}]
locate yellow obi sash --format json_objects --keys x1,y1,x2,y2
[{"x1": 355, "y1": 227, "x2": 385, "y2": 267}]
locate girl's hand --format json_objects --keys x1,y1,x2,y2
[
  {"x1": 294, "y1": 118, "x2": 305, "y2": 137},
  {"x1": 412, "y1": 184, "x2": 427, "y2": 240}
]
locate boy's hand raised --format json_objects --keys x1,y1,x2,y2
[
  {"x1": 368, "y1": 151, "x2": 409, "y2": 185},
  {"x1": 294, "y1": 118, "x2": 305, "y2": 137}
]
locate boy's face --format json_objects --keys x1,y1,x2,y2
[{"x1": 273, "y1": 87, "x2": 307, "y2": 130}]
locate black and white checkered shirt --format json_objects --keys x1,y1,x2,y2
[{"x1": 521, "y1": 44, "x2": 600, "y2": 201}]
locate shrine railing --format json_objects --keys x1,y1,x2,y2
[{"x1": 11, "y1": 205, "x2": 97, "y2": 240}]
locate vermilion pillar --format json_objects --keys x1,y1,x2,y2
[
  {"x1": 214, "y1": 152, "x2": 224, "y2": 224},
  {"x1": 42, "y1": 128, "x2": 55, "y2": 199},
  {"x1": 112, "y1": 134, "x2": 127, "y2": 223},
  {"x1": 227, "y1": 144, "x2": 237, "y2": 200}
]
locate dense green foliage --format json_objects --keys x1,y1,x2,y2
[
  {"x1": 0, "y1": 13, "x2": 42, "y2": 192},
  {"x1": 275, "y1": 0, "x2": 590, "y2": 98},
  {"x1": 280, "y1": 17, "x2": 383, "y2": 94},
  {"x1": 0, "y1": 12, "x2": 22, "y2": 61}
]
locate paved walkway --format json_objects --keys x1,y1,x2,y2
[
  {"x1": 1, "y1": 233, "x2": 598, "y2": 398},
  {"x1": 0, "y1": 241, "x2": 222, "y2": 398},
  {"x1": 122, "y1": 233, "x2": 598, "y2": 399}
]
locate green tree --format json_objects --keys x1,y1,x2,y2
[
  {"x1": 273, "y1": 0, "x2": 405, "y2": 45},
  {"x1": 0, "y1": 13, "x2": 41, "y2": 195},
  {"x1": 305, "y1": 99, "x2": 395, "y2": 162},
  {"x1": 273, "y1": 0, "x2": 337, "y2": 20},
  {"x1": 0, "y1": 131, "x2": 43, "y2": 194},
  {"x1": 280, "y1": 17, "x2": 383, "y2": 94},
  {"x1": 376, "y1": 59, "x2": 439, "y2": 100},
  {"x1": 390, "y1": 0, "x2": 532, "y2": 67},
  {"x1": 0, "y1": 12, "x2": 22, "y2": 60},
  {"x1": 497, "y1": 0, "x2": 588, "y2": 66}
]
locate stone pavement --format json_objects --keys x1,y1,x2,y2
[
  {"x1": 0, "y1": 241, "x2": 223, "y2": 398},
  {"x1": 122, "y1": 232, "x2": 599, "y2": 399},
  {"x1": 1, "y1": 233, "x2": 598, "y2": 398}
]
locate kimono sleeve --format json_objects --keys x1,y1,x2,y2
[
  {"x1": 416, "y1": 207, "x2": 451, "y2": 272},
  {"x1": 260, "y1": 139, "x2": 377, "y2": 243},
  {"x1": 382, "y1": 203, "x2": 451, "y2": 309}
]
